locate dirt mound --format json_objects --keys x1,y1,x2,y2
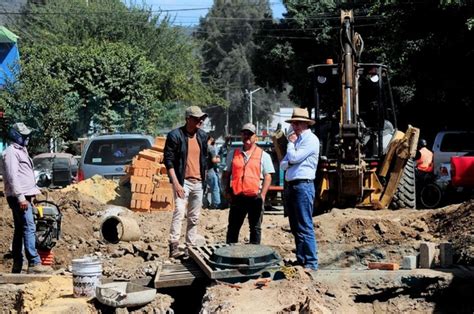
[
  {"x1": 202, "y1": 271, "x2": 339, "y2": 313},
  {"x1": 1, "y1": 181, "x2": 473, "y2": 312},
  {"x1": 339, "y1": 218, "x2": 406, "y2": 244},
  {"x1": 428, "y1": 200, "x2": 474, "y2": 264},
  {"x1": 61, "y1": 175, "x2": 131, "y2": 206}
]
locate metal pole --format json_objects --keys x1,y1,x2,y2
[
  {"x1": 250, "y1": 92, "x2": 253, "y2": 124},
  {"x1": 225, "y1": 84, "x2": 230, "y2": 135},
  {"x1": 248, "y1": 87, "x2": 262, "y2": 125}
]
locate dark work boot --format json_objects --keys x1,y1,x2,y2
[
  {"x1": 11, "y1": 264, "x2": 22, "y2": 274},
  {"x1": 169, "y1": 242, "x2": 184, "y2": 259}
]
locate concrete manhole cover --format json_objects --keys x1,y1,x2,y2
[{"x1": 209, "y1": 244, "x2": 281, "y2": 270}]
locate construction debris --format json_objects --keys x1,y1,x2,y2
[{"x1": 367, "y1": 262, "x2": 400, "y2": 270}]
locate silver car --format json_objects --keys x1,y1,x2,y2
[{"x1": 78, "y1": 134, "x2": 153, "y2": 181}]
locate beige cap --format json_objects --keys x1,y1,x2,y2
[
  {"x1": 185, "y1": 106, "x2": 208, "y2": 119},
  {"x1": 12, "y1": 122, "x2": 32, "y2": 136},
  {"x1": 241, "y1": 123, "x2": 256, "y2": 134}
]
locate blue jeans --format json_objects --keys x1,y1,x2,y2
[
  {"x1": 206, "y1": 168, "x2": 221, "y2": 207},
  {"x1": 7, "y1": 196, "x2": 41, "y2": 270},
  {"x1": 286, "y1": 181, "x2": 318, "y2": 270}
]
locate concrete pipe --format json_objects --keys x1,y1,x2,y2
[{"x1": 101, "y1": 216, "x2": 141, "y2": 244}]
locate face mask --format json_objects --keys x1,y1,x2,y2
[{"x1": 8, "y1": 128, "x2": 30, "y2": 147}]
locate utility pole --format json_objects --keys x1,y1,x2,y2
[
  {"x1": 225, "y1": 82, "x2": 230, "y2": 136},
  {"x1": 246, "y1": 87, "x2": 262, "y2": 124}
]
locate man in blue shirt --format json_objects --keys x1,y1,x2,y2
[{"x1": 280, "y1": 108, "x2": 320, "y2": 272}]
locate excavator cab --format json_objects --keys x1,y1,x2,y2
[
  {"x1": 310, "y1": 63, "x2": 397, "y2": 161},
  {"x1": 304, "y1": 10, "x2": 419, "y2": 210}
]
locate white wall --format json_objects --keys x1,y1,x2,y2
[{"x1": 268, "y1": 107, "x2": 293, "y2": 135}]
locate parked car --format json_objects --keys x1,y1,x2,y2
[
  {"x1": 33, "y1": 152, "x2": 78, "y2": 187},
  {"x1": 78, "y1": 133, "x2": 153, "y2": 181}
]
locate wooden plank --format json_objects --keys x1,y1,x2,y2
[
  {"x1": 0, "y1": 273, "x2": 54, "y2": 284},
  {"x1": 202, "y1": 246, "x2": 214, "y2": 257},
  {"x1": 154, "y1": 261, "x2": 205, "y2": 288},
  {"x1": 188, "y1": 246, "x2": 215, "y2": 279}
]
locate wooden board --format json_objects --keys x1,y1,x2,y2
[
  {"x1": 154, "y1": 260, "x2": 205, "y2": 288},
  {"x1": 0, "y1": 273, "x2": 54, "y2": 284}
]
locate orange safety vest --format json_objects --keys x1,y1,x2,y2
[
  {"x1": 416, "y1": 147, "x2": 434, "y2": 172},
  {"x1": 231, "y1": 146, "x2": 263, "y2": 197}
]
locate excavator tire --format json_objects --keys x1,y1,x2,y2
[{"x1": 390, "y1": 158, "x2": 416, "y2": 209}]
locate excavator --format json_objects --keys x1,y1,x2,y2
[{"x1": 275, "y1": 10, "x2": 419, "y2": 211}]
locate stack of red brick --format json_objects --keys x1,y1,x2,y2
[{"x1": 127, "y1": 137, "x2": 174, "y2": 212}]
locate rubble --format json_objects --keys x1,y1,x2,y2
[{"x1": 0, "y1": 177, "x2": 472, "y2": 312}]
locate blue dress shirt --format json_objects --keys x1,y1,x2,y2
[{"x1": 280, "y1": 129, "x2": 319, "y2": 181}]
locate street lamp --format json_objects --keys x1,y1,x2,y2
[{"x1": 246, "y1": 87, "x2": 262, "y2": 124}]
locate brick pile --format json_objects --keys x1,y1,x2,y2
[{"x1": 126, "y1": 137, "x2": 174, "y2": 212}]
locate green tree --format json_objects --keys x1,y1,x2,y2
[
  {"x1": 2, "y1": 0, "x2": 219, "y2": 147},
  {"x1": 196, "y1": 0, "x2": 277, "y2": 136},
  {"x1": 254, "y1": 1, "x2": 474, "y2": 139}
]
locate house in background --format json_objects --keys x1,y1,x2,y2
[
  {"x1": 0, "y1": 26, "x2": 20, "y2": 87},
  {"x1": 0, "y1": 26, "x2": 20, "y2": 152}
]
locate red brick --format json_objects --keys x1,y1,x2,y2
[{"x1": 368, "y1": 262, "x2": 399, "y2": 270}]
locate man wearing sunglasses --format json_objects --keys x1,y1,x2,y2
[
  {"x1": 222, "y1": 123, "x2": 275, "y2": 244},
  {"x1": 164, "y1": 106, "x2": 208, "y2": 258}
]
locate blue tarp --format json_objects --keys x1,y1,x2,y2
[{"x1": 0, "y1": 42, "x2": 20, "y2": 87}]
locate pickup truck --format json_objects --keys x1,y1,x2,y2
[
  {"x1": 432, "y1": 130, "x2": 474, "y2": 176},
  {"x1": 450, "y1": 155, "x2": 474, "y2": 188},
  {"x1": 418, "y1": 131, "x2": 474, "y2": 208}
]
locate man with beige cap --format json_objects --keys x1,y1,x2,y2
[
  {"x1": 3, "y1": 122, "x2": 52, "y2": 274},
  {"x1": 280, "y1": 108, "x2": 320, "y2": 272},
  {"x1": 222, "y1": 123, "x2": 274, "y2": 244},
  {"x1": 164, "y1": 106, "x2": 208, "y2": 258}
]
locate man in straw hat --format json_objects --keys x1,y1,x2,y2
[
  {"x1": 280, "y1": 108, "x2": 320, "y2": 272},
  {"x1": 164, "y1": 106, "x2": 208, "y2": 258}
]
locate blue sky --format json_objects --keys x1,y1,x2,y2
[{"x1": 140, "y1": 1, "x2": 286, "y2": 26}]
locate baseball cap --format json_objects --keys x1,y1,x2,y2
[
  {"x1": 185, "y1": 106, "x2": 208, "y2": 119},
  {"x1": 12, "y1": 122, "x2": 32, "y2": 136},
  {"x1": 241, "y1": 123, "x2": 256, "y2": 134}
]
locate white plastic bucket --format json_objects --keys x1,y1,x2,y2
[{"x1": 72, "y1": 257, "x2": 102, "y2": 298}]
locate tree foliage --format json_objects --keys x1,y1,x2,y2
[
  {"x1": 196, "y1": 0, "x2": 280, "y2": 136},
  {"x1": 254, "y1": 1, "x2": 474, "y2": 140},
  {"x1": 1, "y1": 0, "x2": 218, "y2": 149}
]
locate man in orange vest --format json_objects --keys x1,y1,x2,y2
[
  {"x1": 222, "y1": 123, "x2": 275, "y2": 244},
  {"x1": 416, "y1": 139, "x2": 434, "y2": 173}
]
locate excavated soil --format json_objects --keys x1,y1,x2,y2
[{"x1": 0, "y1": 177, "x2": 473, "y2": 312}]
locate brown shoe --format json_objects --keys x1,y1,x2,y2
[
  {"x1": 169, "y1": 242, "x2": 184, "y2": 259},
  {"x1": 27, "y1": 264, "x2": 53, "y2": 274}
]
